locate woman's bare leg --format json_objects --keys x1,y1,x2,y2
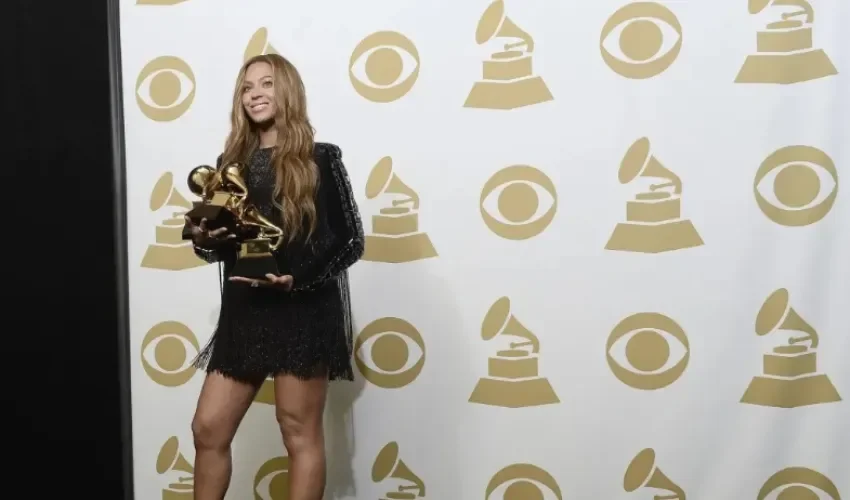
[
  {"x1": 192, "y1": 372, "x2": 259, "y2": 500},
  {"x1": 273, "y1": 373, "x2": 329, "y2": 500}
]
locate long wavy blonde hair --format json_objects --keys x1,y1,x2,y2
[{"x1": 218, "y1": 54, "x2": 318, "y2": 244}]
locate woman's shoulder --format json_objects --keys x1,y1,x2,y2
[{"x1": 313, "y1": 142, "x2": 343, "y2": 165}]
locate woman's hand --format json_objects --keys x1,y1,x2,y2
[
  {"x1": 185, "y1": 216, "x2": 234, "y2": 247},
  {"x1": 229, "y1": 274, "x2": 294, "y2": 290}
]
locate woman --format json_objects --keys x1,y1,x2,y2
[{"x1": 182, "y1": 53, "x2": 364, "y2": 500}]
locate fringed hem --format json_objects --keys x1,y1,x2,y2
[{"x1": 200, "y1": 365, "x2": 355, "y2": 385}]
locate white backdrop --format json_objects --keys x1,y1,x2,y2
[{"x1": 121, "y1": 0, "x2": 849, "y2": 498}]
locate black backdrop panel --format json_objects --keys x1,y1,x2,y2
[{"x1": 4, "y1": 1, "x2": 132, "y2": 497}]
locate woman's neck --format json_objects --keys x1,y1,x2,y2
[{"x1": 257, "y1": 123, "x2": 278, "y2": 149}]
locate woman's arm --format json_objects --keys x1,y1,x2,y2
[{"x1": 291, "y1": 144, "x2": 365, "y2": 292}]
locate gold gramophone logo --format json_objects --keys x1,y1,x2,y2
[
  {"x1": 156, "y1": 436, "x2": 194, "y2": 499},
  {"x1": 464, "y1": 0, "x2": 553, "y2": 110},
  {"x1": 372, "y1": 442, "x2": 426, "y2": 499},
  {"x1": 600, "y1": 2, "x2": 683, "y2": 79},
  {"x1": 605, "y1": 137, "x2": 703, "y2": 253},
  {"x1": 754, "y1": 145, "x2": 838, "y2": 227},
  {"x1": 141, "y1": 321, "x2": 199, "y2": 387},
  {"x1": 741, "y1": 288, "x2": 841, "y2": 408},
  {"x1": 758, "y1": 467, "x2": 841, "y2": 500},
  {"x1": 480, "y1": 165, "x2": 557, "y2": 240},
  {"x1": 362, "y1": 156, "x2": 437, "y2": 263},
  {"x1": 350, "y1": 31, "x2": 419, "y2": 103},
  {"x1": 355, "y1": 317, "x2": 426, "y2": 389},
  {"x1": 135, "y1": 56, "x2": 195, "y2": 122},
  {"x1": 470, "y1": 297, "x2": 559, "y2": 408},
  {"x1": 736, "y1": 0, "x2": 838, "y2": 84},
  {"x1": 623, "y1": 448, "x2": 685, "y2": 500},
  {"x1": 253, "y1": 456, "x2": 290, "y2": 500},
  {"x1": 606, "y1": 312, "x2": 689, "y2": 391},
  {"x1": 485, "y1": 463, "x2": 562, "y2": 500},
  {"x1": 141, "y1": 172, "x2": 209, "y2": 270},
  {"x1": 245, "y1": 27, "x2": 279, "y2": 62}
]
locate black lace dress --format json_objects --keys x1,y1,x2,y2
[{"x1": 187, "y1": 143, "x2": 365, "y2": 384}]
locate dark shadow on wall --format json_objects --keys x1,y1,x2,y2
[{"x1": 324, "y1": 260, "x2": 468, "y2": 499}]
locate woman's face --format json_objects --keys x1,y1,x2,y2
[{"x1": 242, "y1": 61, "x2": 277, "y2": 124}]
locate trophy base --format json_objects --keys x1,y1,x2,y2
[
  {"x1": 232, "y1": 239, "x2": 280, "y2": 280},
  {"x1": 141, "y1": 244, "x2": 209, "y2": 270},
  {"x1": 185, "y1": 204, "x2": 240, "y2": 233},
  {"x1": 463, "y1": 76, "x2": 553, "y2": 110},
  {"x1": 740, "y1": 374, "x2": 841, "y2": 408},
  {"x1": 469, "y1": 377, "x2": 559, "y2": 408},
  {"x1": 735, "y1": 50, "x2": 837, "y2": 84},
  {"x1": 605, "y1": 219, "x2": 703, "y2": 253},
  {"x1": 363, "y1": 233, "x2": 438, "y2": 263}
]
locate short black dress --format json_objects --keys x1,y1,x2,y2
[{"x1": 187, "y1": 143, "x2": 365, "y2": 384}]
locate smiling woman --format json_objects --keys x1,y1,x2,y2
[{"x1": 181, "y1": 53, "x2": 365, "y2": 500}]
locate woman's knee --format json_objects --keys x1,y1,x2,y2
[
  {"x1": 276, "y1": 408, "x2": 323, "y2": 452},
  {"x1": 192, "y1": 411, "x2": 234, "y2": 451}
]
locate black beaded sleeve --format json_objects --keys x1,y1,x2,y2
[{"x1": 291, "y1": 144, "x2": 365, "y2": 293}]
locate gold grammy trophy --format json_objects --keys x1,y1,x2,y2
[
  {"x1": 735, "y1": 0, "x2": 837, "y2": 84},
  {"x1": 605, "y1": 138, "x2": 703, "y2": 253},
  {"x1": 141, "y1": 172, "x2": 208, "y2": 270},
  {"x1": 469, "y1": 297, "x2": 559, "y2": 408},
  {"x1": 464, "y1": 0, "x2": 553, "y2": 110},
  {"x1": 184, "y1": 162, "x2": 285, "y2": 279},
  {"x1": 741, "y1": 288, "x2": 841, "y2": 408},
  {"x1": 624, "y1": 449, "x2": 685, "y2": 500},
  {"x1": 372, "y1": 442, "x2": 425, "y2": 500},
  {"x1": 363, "y1": 157, "x2": 437, "y2": 263},
  {"x1": 157, "y1": 436, "x2": 194, "y2": 500}
]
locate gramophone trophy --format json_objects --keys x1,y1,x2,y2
[
  {"x1": 183, "y1": 163, "x2": 244, "y2": 236},
  {"x1": 183, "y1": 162, "x2": 285, "y2": 280}
]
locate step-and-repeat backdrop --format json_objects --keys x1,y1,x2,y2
[{"x1": 120, "y1": 0, "x2": 848, "y2": 498}]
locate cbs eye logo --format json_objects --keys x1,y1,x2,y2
[
  {"x1": 135, "y1": 55, "x2": 196, "y2": 122},
  {"x1": 485, "y1": 464, "x2": 562, "y2": 500},
  {"x1": 754, "y1": 145, "x2": 838, "y2": 227},
  {"x1": 350, "y1": 31, "x2": 420, "y2": 103},
  {"x1": 354, "y1": 317, "x2": 425, "y2": 389},
  {"x1": 600, "y1": 2, "x2": 682, "y2": 79},
  {"x1": 253, "y1": 456, "x2": 290, "y2": 500},
  {"x1": 758, "y1": 467, "x2": 841, "y2": 500},
  {"x1": 480, "y1": 165, "x2": 557, "y2": 240},
  {"x1": 606, "y1": 312, "x2": 689, "y2": 390},
  {"x1": 141, "y1": 321, "x2": 199, "y2": 387}
]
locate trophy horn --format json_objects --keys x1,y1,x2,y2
[
  {"x1": 619, "y1": 137, "x2": 683, "y2": 194},
  {"x1": 187, "y1": 165, "x2": 216, "y2": 197},
  {"x1": 156, "y1": 436, "x2": 194, "y2": 476},
  {"x1": 365, "y1": 156, "x2": 420, "y2": 209},
  {"x1": 372, "y1": 442, "x2": 425, "y2": 497},
  {"x1": 624, "y1": 449, "x2": 685, "y2": 500},
  {"x1": 475, "y1": 0, "x2": 534, "y2": 51},
  {"x1": 150, "y1": 172, "x2": 192, "y2": 211},
  {"x1": 755, "y1": 288, "x2": 819, "y2": 348},
  {"x1": 481, "y1": 296, "x2": 539, "y2": 353}
]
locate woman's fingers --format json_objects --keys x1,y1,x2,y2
[{"x1": 208, "y1": 227, "x2": 228, "y2": 238}]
